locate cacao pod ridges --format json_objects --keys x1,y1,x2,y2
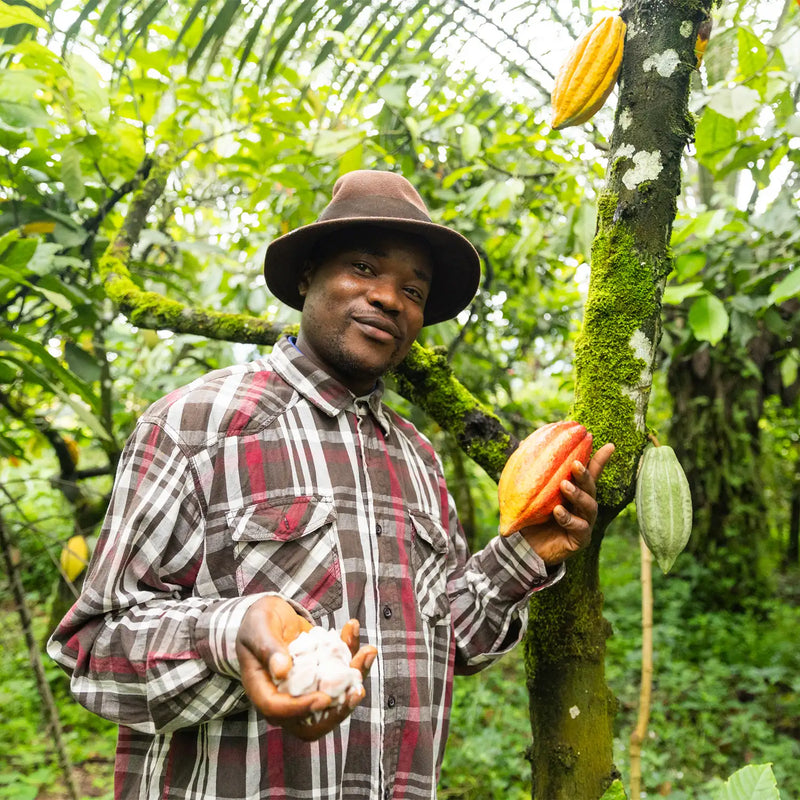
[
  {"x1": 550, "y1": 14, "x2": 627, "y2": 130},
  {"x1": 635, "y1": 445, "x2": 693, "y2": 574},
  {"x1": 498, "y1": 420, "x2": 593, "y2": 536}
]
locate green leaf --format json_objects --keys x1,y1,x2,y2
[
  {"x1": 378, "y1": 83, "x2": 406, "y2": 108},
  {"x1": 1, "y1": 239, "x2": 37, "y2": 271},
  {"x1": 4, "y1": 355, "x2": 112, "y2": 442},
  {"x1": 688, "y1": 293, "x2": 729, "y2": 344},
  {"x1": 663, "y1": 281, "x2": 704, "y2": 304},
  {"x1": 312, "y1": 128, "x2": 363, "y2": 157},
  {"x1": 0, "y1": 228, "x2": 20, "y2": 257},
  {"x1": 737, "y1": 27, "x2": 768, "y2": 82},
  {"x1": 0, "y1": 358, "x2": 18, "y2": 383},
  {"x1": 65, "y1": 341, "x2": 103, "y2": 383},
  {"x1": 66, "y1": 55, "x2": 109, "y2": 121},
  {"x1": 0, "y1": 70, "x2": 45, "y2": 104},
  {"x1": 673, "y1": 252, "x2": 706, "y2": 280},
  {"x1": 0, "y1": 326, "x2": 101, "y2": 414},
  {"x1": 694, "y1": 109, "x2": 738, "y2": 170},
  {"x1": 780, "y1": 351, "x2": 799, "y2": 389},
  {"x1": 768, "y1": 270, "x2": 800, "y2": 305},
  {"x1": 0, "y1": 0, "x2": 49, "y2": 30},
  {"x1": 598, "y1": 779, "x2": 627, "y2": 800},
  {"x1": 460, "y1": 123, "x2": 481, "y2": 161},
  {"x1": 61, "y1": 145, "x2": 85, "y2": 201},
  {"x1": 716, "y1": 763, "x2": 779, "y2": 800},
  {"x1": 0, "y1": 100, "x2": 48, "y2": 130},
  {"x1": 707, "y1": 85, "x2": 761, "y2": 122}
]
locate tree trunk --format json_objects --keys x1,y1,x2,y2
[{"x1": 523, "y1": 1, "x2": 711, "y2": 796}]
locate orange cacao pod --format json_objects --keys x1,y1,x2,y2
[
  {"x1": 498, "y1": 420, "x2": 593, "y2": 536},
  {"x1": 551, "y1": 14, "x2": 626, "y2": 130}
]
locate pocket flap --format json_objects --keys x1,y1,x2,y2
[
  {"x1": 409, "y1": 509, "x2": 449, "y2": 554},
  {"x1": 228, "y1": 495, "x2": 335, "y2": 543}
]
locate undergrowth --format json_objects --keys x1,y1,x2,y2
[
  {"x1": 0, "y1": 592, "x2": 116, "y2": 800},
  {"x1": 440, "y1": 518, "x2": 800, "y2": 799},
  {"x1": 2, "y1": 524, "x2": 798, "y2": 798}
]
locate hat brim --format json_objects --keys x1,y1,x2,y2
[{"x1": 264, "y1": 217, "x2": 481, "y2": 326}]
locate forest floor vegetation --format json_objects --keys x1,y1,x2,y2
[{"x1": 2, "y1": 518, "x2": 798, "y2": 799}]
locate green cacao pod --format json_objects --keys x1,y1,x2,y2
[{"x1": 635, "y1": 445, "x2": 692, "y2": 574}]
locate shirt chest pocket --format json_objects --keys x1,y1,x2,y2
[
  {"x1": 409, "y1": 510, "x2": 451, "y2": 626},
  {"x1": 227, "y1": 495, "x2": 343, "y2": 620}
]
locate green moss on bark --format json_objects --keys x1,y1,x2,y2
[
  {"x1": 392, "y1": 343, "x2": 514, "y2": 481},
  {"x1": 571, "y1": 191, "x2": 667, "y2": 508}
]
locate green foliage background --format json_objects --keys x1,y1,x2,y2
[{"x1": 0, "y1": 0, "x2": 798, "y2": 797}]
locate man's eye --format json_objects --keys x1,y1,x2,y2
[
  {"x1": 353, "y1": 261, "x2": 373, "y2": 273},
  {"x1": 405, "y1": 287, "x2": 425, "y2": 302}
]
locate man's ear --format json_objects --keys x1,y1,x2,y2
[{"x1": 297, "y1": 261, "x2": 314, "y2": 298}]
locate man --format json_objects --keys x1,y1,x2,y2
[{"x1": 49, "y1": 170, "x2": 614, "y2": 799}]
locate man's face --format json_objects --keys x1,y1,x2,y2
[{"x1": 295, "y1": 227, "x2": 433, "y2": 395}]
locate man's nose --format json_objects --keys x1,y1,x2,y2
[{"x1": 366, "y1": 277, "x2": 402, "y2": 313}]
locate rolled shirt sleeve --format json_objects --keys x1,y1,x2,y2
[{"x1": 47, "y1": 421, "x2": 267, "y2": 734}]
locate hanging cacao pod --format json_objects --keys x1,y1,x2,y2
[
  {"x1": 635, "y1": 445, "x2": 693, "y2": 574},
  {"x1": 498, "y1": 420, "x2": 593, "y2": 536},
  {"x1": 694, "y1": 17, "x2": 713, "y2": 69},
  {"x1": 64, "y1": 435, "x2": 80, "y2": 468},
  {"x1": 60, "y1": 534, "x2": 89, "y2": 583},
  {"x1": 551, "y1": 14, "x2": 627, "y2": 130}
]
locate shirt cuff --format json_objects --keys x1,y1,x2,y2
[
  {"x1": 490, "y1": 531, "x2": 566, "y2": 598},
  {"x1": 195, "y1": 593, "x2": 314, "y2": 679}
]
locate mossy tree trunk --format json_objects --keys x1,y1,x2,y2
[{"x1": 523, "y1": 1, "x2": 712, "y2": 797}]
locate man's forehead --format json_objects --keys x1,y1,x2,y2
[{"x1": 315, "y1": 228, "x2": 434, "y2": 280}]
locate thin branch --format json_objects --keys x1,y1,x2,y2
[{"x1": 630, "y1": 535, "x2": 654, "y2": 799}]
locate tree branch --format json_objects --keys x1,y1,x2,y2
[{"x1": 99, "y1": 153, "x2": 517, "y2": 479}]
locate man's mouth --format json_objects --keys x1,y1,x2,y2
[{"x1": 352, "y1": 315, "x2": 402, "y2": 343}]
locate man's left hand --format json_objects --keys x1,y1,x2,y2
[{"x1": 519, "y1": 442, "x2": 615, "y2": 567}]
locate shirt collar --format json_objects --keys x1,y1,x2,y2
[{"x1": 270, "y1": 336, "x2": 392, "y2": 436}]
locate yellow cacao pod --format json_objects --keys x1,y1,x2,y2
[
  {"x1": 551, "y1": 14, "x2": 626, "y2": 130},
  {"x1": 694, "y1": 18, "x2": 712, "y2": 69},
  {"x1": 498, "y1": 420, "x2": 593, "y2": 536},
  {"x1": 635, "y1": 445, "x2": 692, "y2": 574},
  {"x1": 60, "y1": 535, "x2": 89, "y2": 583},
  {"x1": 64, "y1": 435, "x2": 79, "y2": 468}
]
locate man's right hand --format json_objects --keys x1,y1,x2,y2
[{"x1": 235, "y1": 595, "x2": 377, "y2": 741}]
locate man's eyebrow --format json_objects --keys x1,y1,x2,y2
[
  {"x1": 348, "y1": 245, "x2": 387, "y2": 259},
  {"x1": 344, "y1": 243, "x2": 432, "y2": 283}
]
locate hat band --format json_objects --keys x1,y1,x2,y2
[{"x1": 317, "y1": 195, "x2": 432, "y2": 224}]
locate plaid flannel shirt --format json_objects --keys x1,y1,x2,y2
[{"x1": 48, "y1": 336, "x2": 562, "y2": 800}]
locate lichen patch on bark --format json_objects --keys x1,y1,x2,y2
[
  {"x1": 642, "y1": 49, "x2": 681, "y2": 77},
  {"x1": 622, "y1": 150, "x2": 663, "y2": 190}
]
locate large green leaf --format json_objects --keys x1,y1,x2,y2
[
  {"x1": 768, "y1": 270, "x2": 800, "y2": 306},
  {"x1": 688, "y1": 293, "x2": 729, "y2": 344},
  {"x1": 716, "y1": 764, "x2": 779, "y2": 800},
  {"x1": 1, "y1": 355, "x2": 112, "y2": 442},
  {"x1": 0, "y1": 327, "x2": 101, "y2": 414},
  {"x1": 695, "y1": 109, "x2": 738, "y2": 170},
  {"x1": 706, "y1": 86, "x2": 760, "y2": 123},
  {"x1": 0, "y1": 0, "x2": 49, "y2": 30}
]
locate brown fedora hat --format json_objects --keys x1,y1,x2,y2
[{"x1": 263, "y1": 170, "x2": 481, "y2": 326}]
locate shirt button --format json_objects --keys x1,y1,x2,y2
[
  {"x1": 384, "y1": 788, "x2": 392, "y2": 800},
  {"x1": 375, "y1": 523, "x2": 382, "y2": 535},
  {"x1": 387, "y1": 695, "x2": 396, "y2": 708},
  {"x1": 383, "y1": 605, "x2": 392, "y2": 619}
]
